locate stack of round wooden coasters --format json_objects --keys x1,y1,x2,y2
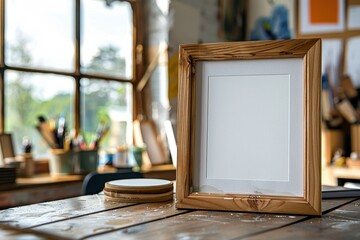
[{"x1": 104, "y1": 178, "x2": 173, "y2": 203}]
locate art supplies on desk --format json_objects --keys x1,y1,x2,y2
[
  {"x1": 321, "y1": 73, "x2": 344, "y2": 129},
  {"x1": 36, "y1": 116, "x2": 58, "y2": 149},
  {"x1": 133, "y1": 119, "x2": 168, "y2": 166},
  {"x1": 36, "y1": 115, "x2": 66, "y2": 149},
  {"x1": 335, "y1": 97, "x2": 360, "y2": 124},
  {"x1": 88, "y1": 121, "x2": 109, "y2": 150},
  {"x1": 56, "y1": 115, "x2": 66, "y2": 149},
  {"x1": 321, "y1": 72, "x2": 360, "y2": 125},
  {"x1": 36, "y1": 115, "x2": 106, "y2": 175},
  {"x1": 341, "y1": 75, "x2": 358, "y2": 99},
  {"x1": 36, "y1": 115, "x2": 109, "y2": 151}
]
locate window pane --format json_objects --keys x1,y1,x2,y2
[
  {"x1": 81, "y1": 0, "x2": 133, "y2": 79},
  {"x1": 5, "y1": 70, "x2": 75, "y2": 157},
  {"x1": 80, "y1": 79, "x2": 133, "y2": 149},
  {"x1": 5, "y1": 0, "x2": 75, "y2": 71}
]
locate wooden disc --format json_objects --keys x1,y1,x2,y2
[
  {"x1": 104, "y1": 191, "x2": 173, "y2": 203},
  {"x1": 104, "y1": 178, "x2": 173, "y2": 194},
  {"x1": 104, "y1": 189, "x2": 173, "y2": 200}
]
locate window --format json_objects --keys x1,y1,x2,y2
[
  {"x1": 0, "y1": 0, "x2": 137, "y2": 157},
  {"x1": 4, "y1": 71, "x2": 75, "y2": 155},
  {"x1": 81, "y1": 0, "x2": 133, "y2": 79}
]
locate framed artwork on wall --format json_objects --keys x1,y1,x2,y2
[{"x1": 299, "y1": 0, "x2": 345, "y2": 34}]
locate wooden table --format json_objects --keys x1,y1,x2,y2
[
  {"x1": 0, "y1": 174, "x2": 84, "y2": 209},
  {"x1": 0, "y1": 193, "x2": 359, "y2": 239},
  {"x1": 0, "y1": 164, "x2": 176, "y2": 209}
]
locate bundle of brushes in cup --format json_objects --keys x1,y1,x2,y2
[{"x1": 36, "y1": 115, "x2": 109, "y2": 151}]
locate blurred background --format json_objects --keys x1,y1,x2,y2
[{"x1": 1, "y1": 0, "x2": 360, "y2": 207}]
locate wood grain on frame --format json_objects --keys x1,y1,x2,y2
[
  {"x1": 176, "y1": 39, "x2": 322, "y2": 216},
  {"x1": 304, "y1": 38, "x2": 322, "y2": 214}
]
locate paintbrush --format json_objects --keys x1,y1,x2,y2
[{"x1": 36, "y1": 116, "x2": 58, "y2": 148}]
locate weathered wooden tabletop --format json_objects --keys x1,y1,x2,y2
[{"x1": 0, "y1": 193, "x2": 359, "y2": 240}]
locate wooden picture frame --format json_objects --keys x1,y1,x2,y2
[{"x1": 176, "y1": 39, "x2": 322, "y2": 216}]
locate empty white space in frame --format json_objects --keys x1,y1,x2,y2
[{"x1": 194, "y1": 58, "x2": 304, "y2": 197}]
